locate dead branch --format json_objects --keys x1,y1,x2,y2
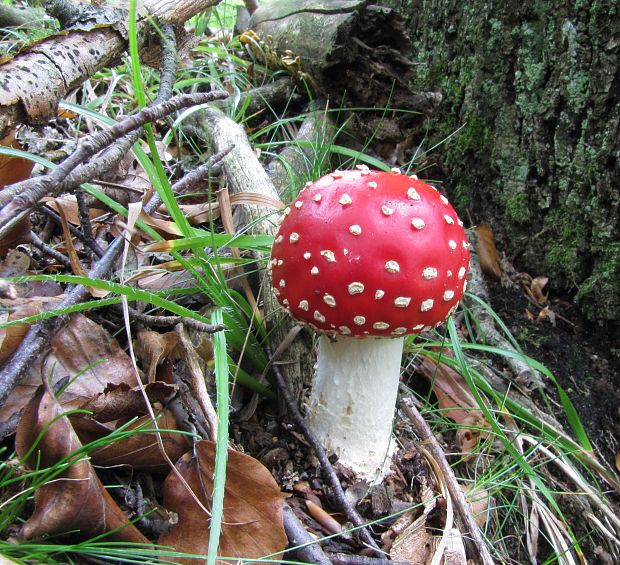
[
  {"x1": 0, "y1": 0, "x2": 221, "y2": 138},
  {"x1": 400, "y1": 397, "x2": 496, "y2": 565},
  {"x1": 283, "y1": 502, "x2": 333, "y2": 565},
  {"x1": 0, "y1": 90, "x2": 228, "y2": 237}
]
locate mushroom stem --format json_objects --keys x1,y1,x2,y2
[{"x1": 307, "y1": 335, "x2": 404, "y2": 482}]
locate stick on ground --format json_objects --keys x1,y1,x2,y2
[{"x1": 400, "y1": 397, "x2": 496, "y2": 565}]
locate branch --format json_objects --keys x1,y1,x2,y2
[
  {"x1": 0, "y1": 90, "x2": 228, "y2": 235},
  {"x1": 400, "y1": 397, "x2": 496, "y2": 565}
]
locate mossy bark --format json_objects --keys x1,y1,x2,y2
[{"x1": 383, "y1": 0, "x2": 620, "y2": 322}]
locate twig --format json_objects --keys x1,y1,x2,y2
[
  {"x1": 267, "y1": 343, "x2": 382, "y2": 555},
  {"x1": 172, "y1": 145, "x2": 233, "y2": 194},
  {"x1": 127, "y1": 309, "x2": 225, "y2": 334},
  {"x1": 0, "y1": 90, "x2": 228, "y2": 228},
  {"x1": 400, "y1": 397, "x2": 496, "y2": 565},
  {"x1": 283, "y1": 502, "x2": 333, "y2": 565},
  {"x1": 37, "y1": 205, "x2": 105, "y2": 257},
  {"x1": 27, "y1": 231, "x2": 72, "y2": 269},
  {"x1": 329, "y1": 553, "x2": 411, "y2": 565},
  {"x1": 75, "y1": 187, "x2": 97, "y2": 257}
]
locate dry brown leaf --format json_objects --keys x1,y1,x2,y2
[
  {"x1": 77, "y1": 381, "x2": 178, "y2": 423},
  {"x1": 430, "y1": 528, "x2": 467, "y2": 564},
  {"x1": 0, "y1": 249, "x2": 63, "y2": 297},
  {"x1": 13, "y1": 385, "x2": 150, "y2": 544},
  {"x1": 139, "y1": 210, "x2": 184, "y2": 236},
  {"x1": 474, "y1": 224, "x2": 502, "y2": 279},
  {"x1": 0, "y1": 313, "x2": 136, "y2": 426},
  {"x1": 417, "y1": 356, "x2": 480, "y2": 425},
  {"x1": 134, "y1": 330, "x2": 179, "y2": 383},
  {"x1": 43, "y1": 196, "x2": 105, "y2": 226},
  {"x1": 0, "y1": 296, "x2": 63, "y2": 366},
  {"x1": 616, "y1": 450, "x2": 620, "y2": 472},
  {"x1": 86, "y1": 409, "x2": 191, "y2": 473},
  {"x1": 460, "y1": 484, "x2": 491, "y2": 529},
  {"x1": 0, "y1": 130, "x2": 34, "y2": 188},
  {"x1": 0, "y1": 130, "x2": 34, "y2": 256},
  {"x1": 389, "y1": 478, "x2": 436, "y2": 564},
  {"x1": 180, "y1": 201, "x2": 221, "y2": 225},
  {"x1": 158, "y1": 440, "x2": 287, "y2": 564},
  {"x1": 455, "y1": 413, "x2": 489, "y2": 457},
  {"x1": 530, "y1": 276, "x2": 549, "y2": 304}
]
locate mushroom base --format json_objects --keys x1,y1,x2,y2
[{"x1": 306, "y1": 335, "x2": 403, "y2": 483}]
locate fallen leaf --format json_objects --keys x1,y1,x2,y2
[
  {"x1": 0, "y1": 249, "x2": 63, "y2": 297},
  {"x1": 0, "y1": 130, "x2": 34, "y2": 188},
  {"x1": 474, "y1": 224, "x2": 501, "y2": 279},
  {"x1": 417, "y1": 356, "x2": 480, "y2": 425},
  {"x1": 455, "y1": 413, "x2": 489, "y2": 458},
  {"x1": 460, "y1": 484, "x2": 492, "y2": 529},
  {"x1": 77, "y1": 381, "x2": 178, "y2": 423},
  {"x1": 616, "y1": 451, "x2": 620, "y2": 472},
  {"x1": 159, "y1": 440, "x2": 287, "y2": 564},
  {"x1": 429, "y1": 528, "x2": 466, "y2": 564},
  {"x1": 0, "y1": 130, "x2": 34, "y2": 256},
  {"x1": 134, "y1": 330, "x2": 179, "y2": 383},
  {"x1": 389, "y1": 478, "x2": 436, "y2": 563},
  {"x1": 43, "y1": 196, "x2": 105, "y2": 226},
  {"x1": 86, "y1": 409, "x2": 192, "y2": 473},
  {"x1": 14, "y1": 385, "x2": 150, "y2": 544},
  {"x1": 0, "y1": 313, "x2": 136, "y2": 426},
  {"x1": 0, "y1": 296, "x2": 63, "y2": 366},
  {"x1": 530, "y1": 276, "x2": 549, "y2": 304}
]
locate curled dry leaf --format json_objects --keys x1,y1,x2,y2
[
  {"x1": 158, "y1": 440, "x2": 287, "y2": 565},
  {"x1": 0, "y1": 313, "x2": 136, "y2": 426},
  {"x1": 0, "y1": 296, "x2": 63, "y2": 367},
  {"x1": 388, "y1": 478, "x2": 436, "y2": 563},
  {"x1": 86, "y1": 409, "x2": 192, "y2": 473},
  {"x1": 0, "y1": 249, "x2": 63, "y2": 298},
  {"x1": 430, "y1": 528, "x2": 467, "y2": 564},
  {"x1": 530, "y1": 276, "x2": 550, "y2": 304},
  {"x1": 14, "y1": 385, "x2": 150, "y2": 544},
  {"x1": 455, "y1": 413, "x2": 489, "y2": 459},
  {"x1": 460, "y1": 484, "x2": 492, "y2": 529},
  {"x1": 474, "y1": 224, "x2": 502, "y2": 280},
  {"x1": 134, "y1": 330, "x2": 179, "y2": 383},
  {"x1": 77, "y1": 381, "x2": 178, "y2": 423},
  {"x1": 616, "y1": 451, "x2": 620, "y2": 473}
]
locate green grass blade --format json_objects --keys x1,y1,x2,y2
[{"x1": 208, "y1": 308, "x2": 229, "y2": 565}]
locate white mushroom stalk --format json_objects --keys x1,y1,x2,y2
[
  {"x1": 270, "y1": 167, "x2": 470, "y2": 482},
  {"x1": 309, "y1": 335, "x2": 404, "y2": 481}
]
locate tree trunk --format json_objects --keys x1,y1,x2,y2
[{"x1": 384, "y1": 0, "x2": 620, "y2": 324}]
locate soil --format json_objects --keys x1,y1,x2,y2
[{"x1": 485, "y1": 278, "x2": 620, "y2": 467}]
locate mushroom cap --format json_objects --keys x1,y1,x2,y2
[{"x1": 270, "y1": 168, "x2": 470, "y2": 337}]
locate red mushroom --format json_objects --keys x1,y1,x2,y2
[{"x1": 270, "y1": 167, "x2": 470, "y2": 481}]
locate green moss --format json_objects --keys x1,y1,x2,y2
[{"x1": 505, "y1": 192, "x2": 530, "y2": 223}]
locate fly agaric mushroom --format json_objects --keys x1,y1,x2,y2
[{"x1": 270, "y1": 167, "x2": 470, "y2": 481}]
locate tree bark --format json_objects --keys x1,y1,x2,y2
[
  {"x1": 385, "y1": 0, "x2": 620, "y2": 323},
  {"x1": 248, "y1": 1, "x2": 438, "y2": 143}
]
